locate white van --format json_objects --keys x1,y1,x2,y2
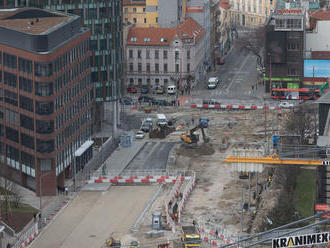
[
  {"x1": 167, "y1": 85, "x2": 177, "y2": 95},
  {"x1": 156, "y1": 114, "x2": 168, "y2": 127}
]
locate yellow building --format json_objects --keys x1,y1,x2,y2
[
  {"x1": 123, "y1": 0, "x2": 147, "y2": 27},
  {"x1": 123, "y1": 0, "x2": 159, "y2": 27},
  {"x1": 229, "y1": 0, "x2": 277, "y2": 26},
  {"x1": 145, "y1": 0, "x2": 159, "y2": 27}
]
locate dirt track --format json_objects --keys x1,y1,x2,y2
[{"x1": 30, "y1": 186, "x2": 157, "y2": 248}]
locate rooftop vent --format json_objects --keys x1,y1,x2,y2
[
  {"x1": 144, "y1": 37, "x2": 151, "y2": 42},
  {"x1": 160, "y1": 37, "x2": 167, "y2": 42},
  {"x1": 130, "y1": 37, "x2": 137, "y2": 42}
]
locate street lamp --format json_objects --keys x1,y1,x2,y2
[{"x1": 268, "y1": 52, "x2": 272, "y2": 93}]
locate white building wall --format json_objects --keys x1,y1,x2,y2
[{"x1": 306, "y1": 21, "x2": 330, "y2": 53}]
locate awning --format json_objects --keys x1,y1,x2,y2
[{"x1": 74, "y1": 140, "x2": 94, "y2": 157}]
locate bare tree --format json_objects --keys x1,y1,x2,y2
[{"x1": 235, "y1": 26, "x2": 266, "y2": 67}]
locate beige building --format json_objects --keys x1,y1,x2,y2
[{"x1": 229, "y1": 0, "x2": 277, "y2": 26}]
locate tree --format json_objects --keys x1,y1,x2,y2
[{"x1": 235, "y1": 27, "x2": 266, "y2": 67}]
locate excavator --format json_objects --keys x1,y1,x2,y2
[{"x1": 181, "y1": 124, "x2": 209, "y2": 145}]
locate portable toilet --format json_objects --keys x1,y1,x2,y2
[{"x1": 152, "y1": 212, "x2": 162, "y2": 230}]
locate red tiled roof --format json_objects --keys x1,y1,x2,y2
[
  {"x1": 123, "y1": 0, "x2": 145, "y2": 6},
  {"x1": 127, "y1": 18, "x2": 205, "y2": 46},
  {"x1": 219, "y1": 0, "x2": 231, "y2": 10},
  {"x1": 309, "y1": 9, "x2": 330, "y2": 20}
]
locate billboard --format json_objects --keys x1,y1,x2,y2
[
  {"x1": 304, "y1": 60, "x2": 330, "y2": 78},
  {"x1": 266, "y1": 31, "x2": 287, "y2": 63}
]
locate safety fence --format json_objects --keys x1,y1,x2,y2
[
  {"x1": 89, "y1": 170, "x2": 193, "y2": 184},
  {"x1": 198, "y1": 224, "x2": 239, "y2": 247},
  {"x1": 177, "y1": 172, "x2": 196, "y2": 224},
  {"x1": 13, "y1": 223, "x2": 38, "y2": 248}
]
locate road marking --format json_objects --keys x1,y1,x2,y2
[{"x1": 225, "y1": 54, "x2": 251, "y2": 94}]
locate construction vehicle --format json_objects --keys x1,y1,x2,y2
[
  {"x1": 105, "y1": 238, "x2": 121, "y2": 248},
  {"x1": 130, "y1": 241, "x2": 139, "y2": 248},
  {"x1": 199, "y1": 117, "x2": 209, "y2": 128},
  {"x1": 181, "y1": 225, "x2": 202, "y2": 248},
  {"x1": 181, "y1": 124, "x2": 209, "y2": 144}
]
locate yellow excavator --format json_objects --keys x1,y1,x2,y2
[
  {"x1": 181, "y1": 124, "x2": 209, "y2": 144},
  {"x1": 105, "y1": 238, "x2": 121, "y2": 248}
]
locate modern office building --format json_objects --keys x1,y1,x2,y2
[
  {"x1": 0, "y1": 7, "x2": 93, "y2": 196},
  {"x1": 0, "y1": 0, "x2": 124, "y2": 130}
]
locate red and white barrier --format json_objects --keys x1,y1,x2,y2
[
  {"x1": 17, "y1": 223, "x2": 39, "y2": 248},
  {"x1": 191, "y1": 104, "x2": 281, "y2": 110},
  {"x1": 199, "y1": 225, "x2": 238, "y2": 247},
  {"x1": 88, "y1": 175, "x2": 191, "y2": 184}
]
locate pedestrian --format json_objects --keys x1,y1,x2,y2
[
  {"x1": 65, "y1": 187, "x2": 68, "y2": 196},
  {"x1": 192, "y1": 116, "x2": 195, "y2": 125}
]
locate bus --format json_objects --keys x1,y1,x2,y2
[{"x1": 271, "y1": 88, "x2": 320, "y2": 100}]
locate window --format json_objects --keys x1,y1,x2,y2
[
  {"x1": 21, "y1": 133, "x2": 34, "y2": 150},
  {"x1": 6, "y1": 145, "x2": 19, "y2": 166},
  {"x1": 187, "y1": 63, "x2": 190, "y2": 72},
  {"x1": 18, "y1": 58, "x2": 32, "y2": 74},
  {"x1": 133, "y1": 18, "x2": 137, "y2": 23},
  {"x1": 175, "y1": 64, "x2": 179, "y2": 73},
  {"x1": 124, "y1": 8, "x2": 128, "y2": 13},
  {"x1": 4, "y1": 72, "x2": 17, "y2": 88},
  {"x1": 129, "y1": 50, "x2": 133, "y2": 58},
  {"x1": 187, "y1": 50, "x2": 191, "y2": 59},
  {"x1": 143, "y1": 8, "x2": 146, "y2": 12},
  {"x1": 20, "y1": 114, "x2": 34, "y2": 131},
  {"x1": 36, "y1": 101, "x2": 54, "y2": 115},
  {"x1": 287, "y1": 43, "x2": 299, "y2": 50},
  {"x1": 129, "y1": 63, "x2": 134, "y2": 72},
  {"x1": 146, "y1": 50, "x2": 150, "y2": 59},
  {"x1": 4, "y1": 90, "x2": 18, "y2": 106},
  {"x1": 35, "y1": 82, "x2": 53, "y2": 96},
  {"x1": 155, "y1": 50, "x2": 159, "y2": 59},
  {"x1": 100, "y1": 39, "x2": 107, "y2": 49},
  {"x1": 5, "y1": 109, "x2": 18, "y2": 126},
  {"x1": 155, "y1": 78, "x2": 159, "y2": 85},
  {"x1": 3, "y1": 53, "x2": 17, "y2": 69},
  {"x1": 21, "y1": 152, "x2": 35, "y2": 169},
  {"x1": 163, "y1": 50, "x2": 168, "y2": 59},
  {"x1": 155, "y1": 63, "x2": 159, "y2": 73},
  {"x1": 37, "y1": 139, "x2": 54, "y2": 153},
  {"x1": 35, "y1": 62, "x2": 52, "y2": 77},
  {"x1": 36, "y1": 120, "x2": 54, "y2": 134},
  {"x1": 164, "y1": 63, "x2": 168, "y2": 73},
  {"x1": 144, "y1": 18, "x2": 147, "y2": 23},
  {"x1": 20, "y1": 95, "x2": 34, "y2": 112},
  {"x1": 164, "y1": 79, "x2": 168, "y2": 85},
  {"x1": 175, "y1": 51, "x2": 179, "y2": 61},
  {"x1": 19, "y1": 77, "x2": 33, "y2": 93},
  {"x1": 6, "y1": 127, "x2": 18, "y2": 143},
  {"x1": 138, "y1": 63, "x2": 142, "y2": 73},
  {"x1": 146, "y1": 63, "x2": 150, "y2": 72},
  {"x1": 156, "y1": 17, "x2": 158, "y2": 23},
  {"x1": 39, "y1": 158, "x2": 52, "y2": 171},
  {"x1": 138, "y1": 50, "x2": 142, "y2": 59},
  {"x1": 133, "y1": 8, "x2": 137, "y2": 13},
  {"x1": 288, "y1": 67, "x2": 297, "y2": 76}
]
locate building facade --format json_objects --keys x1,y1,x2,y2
[
  {"x1": 123, "y1": 0, "x2": 147, "y2": 27},
  {"x1": 217, "y1": 0, "x2": 233, "y2": 58},
  {"x1": 264, "y1": 8, "x2": 305, "y2": 93},
  {"x1": 0, "y1": 0, "x2": 124, "y2": 115},
  {"x1": 126, "y1": 18, "x2": 205, "y2": 91},
  {"x1": 229, "y1": 0, "x2": 277, "y2": 26},
  {"x1": 0, "y1": 8, "x2": 93, "y2": 196}
]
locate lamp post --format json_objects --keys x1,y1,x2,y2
[
  {"x1": 39, "y1": 170, "x2": 53, "y2": 225},
  {"x1": 268, "y1": 52, "x2": 272, "y2": 93}
]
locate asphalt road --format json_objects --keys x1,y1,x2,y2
[
  {"x1": 125, "y1": 141, "x2": 176, "y2": 171},
  {"x1": 30, "y1": 186, "x2": 157, "y2": 248}
]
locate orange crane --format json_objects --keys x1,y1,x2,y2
[{"x1": 225, "y1": 153, "x2": 329, "y2": 166}]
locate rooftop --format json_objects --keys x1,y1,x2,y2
[
  {"x1": 309, "y1": 9, "x2": 330, "y2": 21},
  {"x1": 127, "y1": 18, "x2": 205, "y2": 46},
  {"x1": 0, "y1": 8, "x2": 72, "y2": 35},
  {"x1": 123, "y1": 0, "x2": 146, "y2": 6},
  {"x1": 219, "y1": 0, "x2": 231, "y2": 10}
]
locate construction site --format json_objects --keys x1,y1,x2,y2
[{"x1": 89, "y1": 101, "x2": 329, "y2": 248}]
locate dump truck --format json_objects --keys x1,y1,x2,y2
[{"x1": 181, "y1": 226, "x2": 202, "y2": 248}]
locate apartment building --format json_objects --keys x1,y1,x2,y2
[
  {"x1": 0, "y1": 8, "x2": 93, "y2": 196},
  {"x1": 123, "y1": 0, "x2": 147, "y2": 27},
  {"x1": 126, "y1": 18, "x2": 205, "y2": 90},
  {"x1": 217, "y1": 0, "x2": 233, "y2": 57},
  {"x1": 229, "y1": 0, "x2": 277, "y2": 26}
]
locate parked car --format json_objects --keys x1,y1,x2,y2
[
  {"x1": 120, "y1": 96, "x2": 135, "y2": 105},
  {"x1": 279, "y1": 101, "x2": 293, "y2": 108},
  {"x1": 141, "y1": 86, "x2": 149, "y2": 94},
  {"x1": 140, "y1": 123, "x2": 151, "y2": 132},
  {"x1": 155, "y1": 86, "x2": 165, "y2": 94},
  {"x1": 167, "y1": 85, "x2": 177, "y2": 95},
  {"x1": 138, "y1": 95, "x2": 154, "y2": 102},
  {"x1": 207, "y1": 77, "x2": 219, "y2": 89},
  {"x1": 135, "y1": 130, "x2": 145, "y2": 139},
  {"x1": 127, "y1": 85, "x2": 137, "y2": 93},
  {"x1": 202, "y1": 99, "x2": 221, "y2": 105}
]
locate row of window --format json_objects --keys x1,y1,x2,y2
[
  {"x1": 54, "y1": 57, "x2": 90, "y2": 93},
  {"x1": 129, "y1": 78, "x2": 169, "y2": 86},
  {"x1": 129, "y1": 49, "x2": 191, "y2": 60},
  {"x1": 1, "y1": 125, "x2": 54, "y2": 153},
  {"x1": 124, "y1": 17, "x2": 158, "y2": 24},
  {"x1": 55, "y1": 90, "x2": 93, "y2": 131},
  {"x1": 129, "y1": 62, "x2": 191, "y2": 73}
]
